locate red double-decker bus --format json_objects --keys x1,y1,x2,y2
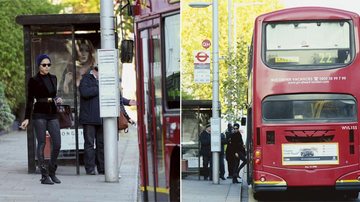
[
  {"x1": 132, "y1": 0, "x2": 180, "y2": 201},
  {"x1": 247, "y1": 7, "x2": 360, "y2": 199}
]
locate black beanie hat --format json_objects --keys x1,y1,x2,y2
[
  {"x1": 36, "y1": 54, "x2": 51, "y2": 67},
  {"x1": 233, "y1": 123, "x2": 240, "y2": 129}
]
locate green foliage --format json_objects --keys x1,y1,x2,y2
[
  {"x1": 223, "y1": 39, "x2": 249, "y2": 121},
  {"x1": 181, "y1": 0, "x2": 283, "y2": 122},
  {"x1": 0, "y1": 82, "x2": 15, "y2": 130},
  {"x1": 60, "y1": 0, "x2": 100, "y2": 13},
  {"x1": 1, "y1": 0, "x2": 63, "y2": 115},
  {"x1": 115, "y1": 0, "x2": 135, "y2": 41},
  {"x1": 59, "y1": 0, "x2": 134, "y2": 40}
]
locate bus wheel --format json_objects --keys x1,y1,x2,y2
[
  {"x1": 253, "y1": 192, "x2": 265, "y2": 201},
  {"x1": 170, "y1": 148, "x2": 180, "y2": 202},
  {"x1": 170, "y1": 177, "x2": 180, "y2": 202},
  {"x1": 344, "y1": 191, "x2": 359, "y2": 199}
]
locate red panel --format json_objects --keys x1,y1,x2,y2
[
  {"x1": 259, "y1": 7, "x2": 358, "y2": 22},
  {"x1": 250, "y1": 7, "x2": 360, "y2": 189},
  {"x1": 134, "y1": 0, "x2": 179, "y2": 19}
]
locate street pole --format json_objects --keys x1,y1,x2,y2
[
  {"x1": 227, "y1": 0, "x2": 232, "y2": 121},
  {"x1": 189, "y1": 1, "x2": 221, "y2": 184},
  {"x1": 100, "y1": 0, "x2": 119, "y2": 182},
  {"x1": 211, "y1": 0, "x2": 220, "y2": 185}
]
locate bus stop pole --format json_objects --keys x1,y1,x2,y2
[
  {"x1": 100, "y1": 0, "x2": 119, "y2": 182},
  {"x1": 211, "y1": 0, "x2": 220, "y2": 185}
]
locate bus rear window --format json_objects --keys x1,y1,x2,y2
[
  {"x1": 265, "y1": 21, "x2": 353, "y2": 69},
  {"x1": 262, "y1": 94, "x2": 357, "y2": 123}
]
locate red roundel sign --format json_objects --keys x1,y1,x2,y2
[
  {"x1": 195, "y1": 51, "x2": 209, "y2": 63},
  {"x1": 202, "y1": 39, "x2": 211, "y2": 49}
]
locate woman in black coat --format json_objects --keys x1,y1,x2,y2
[
  {"x1": 227, "y1": 123, "x2": 247, "y2": 183},
  {"x1": 20, "y1": 54, "x2": 63, "y2": 185}
]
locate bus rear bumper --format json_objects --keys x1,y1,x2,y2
[
  {"x1": 254, "y1": 184, "x2": 287, "y2": 192},
  {"x1": 336, "y1": 170, "x2": 360, "y2": 191},
  {"x1": 336, "y1": 183, "x2": 360, "y2": 191},
  {"x1": 253, "y1": 171, "x2": 287, "y2": 192}
]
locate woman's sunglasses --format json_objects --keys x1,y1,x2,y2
[{"x1": 40, "y1": 63, "x2": 51, "y2": 67}]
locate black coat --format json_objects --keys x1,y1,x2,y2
[
  {"x1": 24, "y1": 73, "x2": 58, "y2": 120},
  {"x1": 220, "y1": 133, "x2": 227, "y2": 155},
  {"x1": 199, "y1": 130, "x2": 211, "y2": 157},
  {"x1": 225, "y1": 129, "x2": 233, "y2": 157},
  {"x1": 227, "y1": 131, "x2": 245, "y2": 156},
  {"x1": 79, "y1": 72, "x2": 102, "y2": 125}
]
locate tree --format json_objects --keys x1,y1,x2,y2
[
  {"x1": 60, "y1": 0, "x2": 134, "y2": 40},
  {"x1": 181, "y1": 0, "x2": 283, "y2": 122},
  {"x1": 0, "y1": 82, "x2": 15, "y2": 131},
  {"x1": 60, "y1": 0, "x2": 100, "y2": 13},
  {"x1": 114, "y1": 0, "x2": 134, "y2": 41},
  {"x1": 1, "y1": 0, "x2": 63, "y2": 118}
]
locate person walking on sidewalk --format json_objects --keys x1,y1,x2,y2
[
  {"x1": 225, "y1": 123, "x2": 234, "y2": 179},
  {"x1": 227, "y1": 123, "x2": 247, "y2": 184},
  {"x1": 79, "y1": 65, "x2": 105, "y2": 175},
  {"x1": 219, "y1": 132, "x2": 227, "y2": 180},
  {"x1": 199, "y1": 124, "x2": 212, "y2": 180},
  {"x1": 20, "y1": 54, "x2": 62, "y2": 185}
]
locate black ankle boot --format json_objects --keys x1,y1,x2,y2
[
  {"x1": 49, "y1": 164, "x2": 61, "y2": 184},
  {"x1": 41, "y1": 175, "x2": 54, "y2": 185},
  {"x1": 49, "y1": 174, "x2": 61, "y2": 184},
  {"x1": 232, "y1": 178, "x2": 240, "y2": 184},
  {"x1": 40, "y1": 165, "x2": 54, "y2": 185}
]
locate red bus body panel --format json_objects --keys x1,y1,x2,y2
[
  {"x1": 134, "y1": 0, "x2": 179, "y2": 19},
  {"x1": 250, "y1": 7, "x2": 360, "y2": 192},
  {"x1": 133, "y1": 0, "x2": 180, "y2": 201}
]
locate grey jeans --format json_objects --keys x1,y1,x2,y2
[
  {"x1": 83, "y1": 124, "x2": 104, "y2": 173},
  {"x1": 32, "y1": 118, "x2": 61, "y2": 167}
]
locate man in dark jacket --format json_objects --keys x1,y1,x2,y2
[
  {"x1": 225, "y1": 123, "x2": 234, "y2": 178},
  {"x1": 199, "y1": 124, "x2": 212, "y2": 180},
  {"x1": 219, "y1": 132, "x2": 227, "y2": 180},
  {"x1": 79, "y1": 66, "x2": 104, "y2": 175},
  {"x1": 227, "y1": 123, "x2": 247, "y2": 183}
]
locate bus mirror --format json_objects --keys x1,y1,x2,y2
[
  {"x1": 241, "y1": 117, "x2": 246, "y2": 126},
  {"x1": 120, "y1": 39, "x2": 133, "y2": 63}
]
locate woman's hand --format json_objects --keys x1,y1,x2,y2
[
  {"x1": 129, "y1": 119, "x2": 136, "y2": 126},
  {"x1": 129, "y1": 100, "x2": 137, "y2": 106},
  {"x1": 20, "y1": 119, "x2": 29, "y2": 130},
  {"x1": 55, "y1": 97, "x2": 63, "y2": 105}
]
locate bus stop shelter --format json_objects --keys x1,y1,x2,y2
[
  {"x1": 181, "y1": 100, "x2": 213, "y2": 179},
  {"x1": 16, "y1": 13, "x2": 101, "y2": 174}
]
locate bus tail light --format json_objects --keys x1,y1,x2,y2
[
  {"x1": 166, "y1": 122, "x2": 178, "y2": 139},
  {"x1": 260, "y1": 176, "x2": 266, "y2": 182},
  {"x1": 255, "y1": 150, "x2": 261, "y2": 158},
  {"x1": 254, "y1": 149, "x2": 262, "y2": 165}
]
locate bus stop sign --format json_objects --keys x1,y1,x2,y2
[
  {"x1": 202, "y1": 39, "x2": 211, "y2": 49},
  {"x1": 98, "y1": 49, "x2": 120, "y2": 117}
]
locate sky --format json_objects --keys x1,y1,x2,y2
[{"x1": 280, "y1": 0, "x2": 360, "y2": 14}]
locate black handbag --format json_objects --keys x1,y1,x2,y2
[{"x1": 57, "y1": 105, "x2": 73, "y2": 129}]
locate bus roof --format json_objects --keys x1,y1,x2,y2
[
  {"x1": 257, "y1": 7, "x2": 359, "y2": 22},
  {"x1": 133, "y1": 0, "x2": 179, "y2": 19}
]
